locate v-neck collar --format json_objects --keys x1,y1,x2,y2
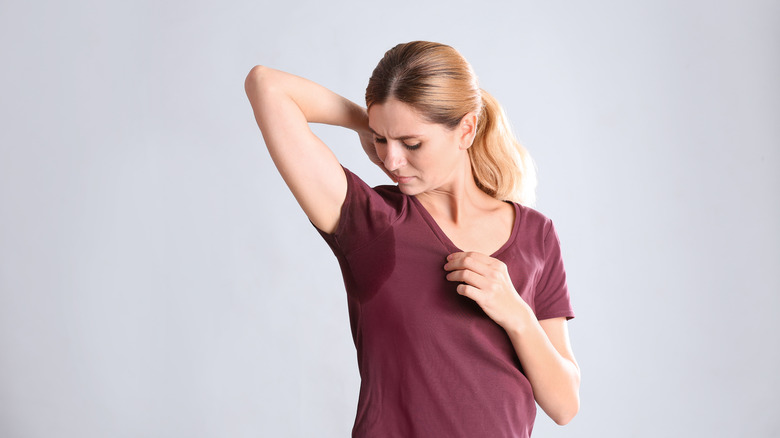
[{"x1": 409, "y1": 195, "x2": 521, "y2": 258}]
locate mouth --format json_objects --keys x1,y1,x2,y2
[{"x1": 393, "y1": 175, "x2": 415, "y2": 183}]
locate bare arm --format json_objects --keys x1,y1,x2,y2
[
  {"x1": 506, "y1": 316, "x2": 580, "y2": 425},
  {"x1": 244, "y1": 65, "x2": 370, "y2": 233}
]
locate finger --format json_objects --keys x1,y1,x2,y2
[
  {"x1": 444, "y1": 252, "x2": 496, "y2": 276},
  {"x1": 383, "y1": 167, "x2": 398, "y2": 183},
  {"x1": 373, "y1": 161, "x2": 397, "y2": 182},
  {"x1": 445, "y1": 268, "x2": 489, "y2": 291},
  {"x1": 455, "y1": 283, "x2": 482, "y2": 302},
  {"x1": 446, "y1": 251, "x2": 498, "y2": 265}
]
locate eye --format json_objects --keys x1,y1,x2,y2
[
  {"x1": 404, "y1": 142, "x2": 421, "y2": 151},
  {"x1": 374, "y1": 137, "x2": 387, "y2": 144}
]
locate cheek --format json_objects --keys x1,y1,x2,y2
[{"x1": 420, "y1": 142, "x2": 455, "y2": 169}]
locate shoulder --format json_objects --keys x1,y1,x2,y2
[
  {"x1": 320, "y1": 168, "x2": 409, "y2": 253},
  {"x1": 342, "y1": 167, "x2": 407, "y2": 214},
  {"x1": 505, "y1": 203, "x2": 565, "y2": 262},
  {"x1": 514, "y1": 202, "x2": 555, "y2": 235}
]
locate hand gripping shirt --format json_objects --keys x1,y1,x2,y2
[{"x1": 315, "y1": 167, "x2": 574, "y2": 438}]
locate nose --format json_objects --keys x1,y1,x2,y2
[{"x1": 382, "y1": 142, "x2": 407, "y2": 172}]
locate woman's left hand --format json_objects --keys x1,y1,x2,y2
[
  {"x1": 444, "y1": 251, "x2": 531, "y2": 331},
  {"x1": 445, "y1": 252, "x2": 580, "y2": 424}
]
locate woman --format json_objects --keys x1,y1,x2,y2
[{"x1": 245, "y1": 41, "x2": 579, "y2": 437}]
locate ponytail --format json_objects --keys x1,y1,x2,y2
[{"x1": 470, "y1": 90, "x2": 537, "y2": 206}]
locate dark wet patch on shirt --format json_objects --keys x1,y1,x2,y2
[{"x1": 344, "y1": 228, "x2": 396, "y2": 303}]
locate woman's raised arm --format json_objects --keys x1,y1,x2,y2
[{"x1": 244, "y1": 65, "x2": 370, "y2": 233}]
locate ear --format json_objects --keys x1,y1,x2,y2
[{"x1": 458, "y1": 111, "x2": 478, "y2": 150}]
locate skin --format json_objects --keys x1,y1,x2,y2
[
  {"x1": 367, "y1": 99, "x2": 516, "y2": 257},
  {"x1": 245, "y1": 65, "x2": 580, "y2": 425}
]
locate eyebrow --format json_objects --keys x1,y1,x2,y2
[{"x1": 368, "y1": 126, "x2": 422, "y2": 141}]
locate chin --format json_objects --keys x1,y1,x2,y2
[{"x1": 397, "y1": 183, "x2": 422, "y2": 196}]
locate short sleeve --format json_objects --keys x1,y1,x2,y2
[
  {"x1": 315, "y1": 167, "x2": 404, "y2": 256},
  {"x1": 533, "y1": 219, "x2": 575, "y2": 321}
]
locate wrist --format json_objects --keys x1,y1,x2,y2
[
  {"x1": 502, "y1": 299, "x2": 536, "y2": 337},
  {"x1": 346, "y1": 102, "x2": 370, "y2": 134}
]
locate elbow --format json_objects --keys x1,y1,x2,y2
[
  {"x1": 244, "y1": 65, "x2": 272, "y2": 96},
  {"x1": 551, "y1": 396, "x2": 579, "y2": 426}
]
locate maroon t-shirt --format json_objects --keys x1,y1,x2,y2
[{"x1": 316, "y1": 167, "x2": 574, "y2": 438}]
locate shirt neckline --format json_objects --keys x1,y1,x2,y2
[{"x1": 409, "y1": 195, "x2": 521, "y2": 258}]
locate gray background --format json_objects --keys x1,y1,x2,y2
[{"x1": 1, "y1": 0, "x2": 778, "y2": 437}]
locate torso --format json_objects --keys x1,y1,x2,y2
[{"x1": 314, "y1": 167, "x2": 574, "y2": 438}]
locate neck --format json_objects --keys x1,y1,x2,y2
[{"x1": 414, "y1": 157, "x2": 493, "y2": 225}]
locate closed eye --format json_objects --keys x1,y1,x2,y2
[{"x1": 374, "y1": 136, "x2": 420, "y2": 151}]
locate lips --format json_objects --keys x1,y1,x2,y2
[{"x1": 394, "y1": 175, "x2": 415, "y2": 183}]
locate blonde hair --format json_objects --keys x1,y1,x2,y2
[{"x1": 365, "y1": 41, "x2": 537, "y2": 206}]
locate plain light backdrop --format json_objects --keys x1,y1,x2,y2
[{"x1": 1, "y1": 0, "x2": 778, "y2": 437}]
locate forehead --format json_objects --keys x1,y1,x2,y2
[{"x1": 367, "y1": 99, "x2": 438, "y2": 138}]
